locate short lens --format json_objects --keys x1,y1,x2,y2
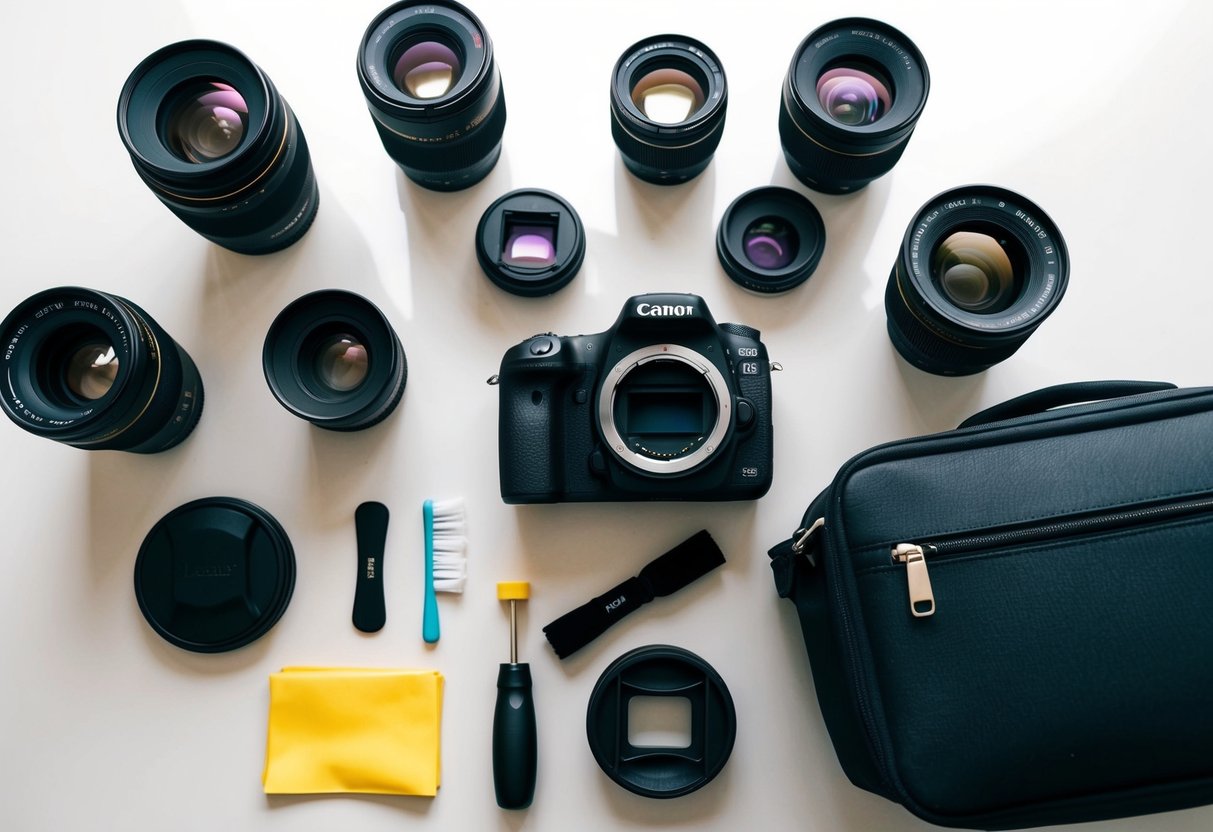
[
  {"x1": 610, "y1": 35, "x2": 728, "y2": 185},
  {"x1": 742, "y1": 218, "x2": 799, "y2": 271},
  {"x1": 780, "y1": 18, "x2": 929, "y2": 193},
  {"x1": 358, "y1": 1, "x2": 507, "y2": 192},
  {"x1": 933, "y1": 231, "x2": 1018, "y2": 313},
  {"x1": 0, "y1": 288, "x2": 204, "y2": 453},
  {"x1": 716, "y1": 186, "x2": 825, "y2": 294},
  {"x1": 117, "y1": 40, "x2": 319, "y2": 255},
  {"x1": 165, "y1": 81, "x2": 248, "y2": 162},
  {"x1": 314, "y1": 334, "x2": 370, "y2": 392}
]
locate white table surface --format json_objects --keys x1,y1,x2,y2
[{"x1": 2, "y1": 0, "x2": 1211, "y2": 829}]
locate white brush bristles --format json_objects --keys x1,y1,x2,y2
[{"x1": 430, "y1": 498, "x2": 467, "y2": 593}]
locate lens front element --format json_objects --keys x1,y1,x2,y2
[
  {"x1": 314, "y1": 334, "x2": 370, "y2": 392},
  {"x1": 165, "y1": 81, "x2": 248, "y2": 162},
  {"x1": 393, "y1": 40, "x2": 462, "y2": 98},
  {"x1": 933, "y1": 230, "x2": 1019, "y2": 313},
  {"x1": 815, "y1": 62, "x2": 892, "y2": 126},
  {"x1": 66, "y1": 342, "x2": 120, "y2": 400},
  {"x1": 631, "y1": 68, "x2": 706, "y2": 124}
]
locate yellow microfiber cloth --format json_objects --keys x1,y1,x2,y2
[{"x1": 263, "y1": 667, "x2": 444, "y2": 796}]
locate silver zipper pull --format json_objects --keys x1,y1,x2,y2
[{"x1": 891, "y1": 543, "x2": 936, "y2": 618}]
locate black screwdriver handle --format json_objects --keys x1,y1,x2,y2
[
  {"x1": 493, "y1": 663, "x2": 537, "y2": 809},
  {"x1": 353, "y1": 501, "x2": 389, "y2": 633}
]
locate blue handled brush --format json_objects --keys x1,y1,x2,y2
[{"x1": 422, "y1": 497, "x2": 467, "y2": 643}]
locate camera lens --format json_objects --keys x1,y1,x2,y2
[
  {"x1": 0, "y1": 288, "x2": 204, "y2": 453},
  {"x1": 885, "y1": 185, "x2": 1070, "y2": 376},
  {"x1": 779, "y1": 18, "x2": 929, "y2": 193},
  {"x1": 716, "y1": 186, "x2": 825, "y2": 294},
  {"x1": 357, "y1": 0, "x2": 507, "y2": 192},
  {"x1": 263, "y1": 290, "x2": 407, "y2": 431},
  {"x1": 475, "y1": 188, "x2": 586, "y2": 296},
  {"x1": 117, "y1": 40, "x2": 319, "y2": 255},
  {"x1": 598, "y1": 345, "x2": 733, "y2": 475},
  {"x1": 610, "y1": 35, "x2": 727, "y2": 185}
]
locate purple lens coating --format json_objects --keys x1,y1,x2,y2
[
  {"x1": 503, "y1": 224, "x2": 557, "y2": 267},
  {"x1": 167, "y1": 81, "x2": 248, "y2": 163},
  {"x1": 393, "y1": 41, "x2": 461, "y2": 99},
  {"x1": 815, "y1": 63, "x2": 893, "y2": 126},
  {"x1": 742, "y1": 217, "x2": 799, "y2": 270}
]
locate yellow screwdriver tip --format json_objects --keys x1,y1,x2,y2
[{"x1": 497, "y1": 581, "x2": 530, "y2": 600}]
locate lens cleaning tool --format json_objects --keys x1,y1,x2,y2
[
  {"x1": 494, "y1": 581, "x2": 537, "y2": 809},
  {"x1": 352, "y1": 502, "x2": 389, "y2": 633},
  {"x1": 422, "y1": 498, "x2": 467, "y2": 643}
]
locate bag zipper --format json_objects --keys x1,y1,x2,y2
[{"x1": 891, "y1": 494, "x2": 1213, "y2": 617}]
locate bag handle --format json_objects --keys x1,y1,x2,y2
[{"x1": 958, "y1": 380, "x2": 1177, "y2": 430}]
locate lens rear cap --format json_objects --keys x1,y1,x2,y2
[
  {"x1": 717, "y1": 186, "x2": 825, "y2": 294},
  {"x1": 134, "y1": 497, "x2": 295, "y2": 653},
  {"x1": 476, "y1": 188, "x2": 585, "y2": 297}
]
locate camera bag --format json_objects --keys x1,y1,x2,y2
[{"x1": 767, "y1": 380, "x2": 1213, "y2": 829}]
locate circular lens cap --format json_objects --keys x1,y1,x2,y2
[
  {"x1": 476, "y1": 188, "x2": 585, "y2": 297},
  {"x1": 716, "y1": 186, "x2": 825, "y2": 294},
  {"x1": 134, "y1": 497, "x2": 295, "y2": 653},
  {"x1": 586, "y1": 645, "x2": 736, "y2": 798}
]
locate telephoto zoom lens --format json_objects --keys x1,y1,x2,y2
[
  {"x1": 117, "y1": 40, "x2": 319, "y2": 255},
  {"x1": 357, "y1": 0, "x2": 507, "y2": 191},
  {"x1": 0, "y1": 288, "x2": 204, "y2": 453},
  {"x1": 610, "y1": 35, "x2": 727, "y2": 185},
  {"x1": 885, "y1": 185, "x2": 1070, "y2": 376},
  {"x1": 779, "y1": 18, "x2": 929, "y2": 194},
  {"x1": 263, "y1": 290, "x2": 407, "y2": 431}
]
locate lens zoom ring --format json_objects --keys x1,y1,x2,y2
[
  {"x1": 375, "y1": 93, "x2": 507, "y2": 175},
  {"x1": 611, "y1": 113, "x2": 726, "y2": 176},
  {"x1": 779, "y1": 105, "x2": 910, "y2": 191}
]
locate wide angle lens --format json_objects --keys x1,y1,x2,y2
[
  {"x1": 117, "y1": 40, "x2": 318, "y2": 255},
  {"x1": 357, "y1": 0, "x2": 507, "y2": 192},
  {"x1": 779, "y1": 18, "x2": 929, "y2": 194}
]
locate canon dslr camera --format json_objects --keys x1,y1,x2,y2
[{"x1": 494, "y1": 293, "x2": 774, "y2": 503}]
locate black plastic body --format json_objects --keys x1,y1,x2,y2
[
  {"x1": 357, "y1": 0, "x2": 506, "y2": 191},
  {"x1": 135, "y1": 497, "x2": 295, "y2": 652},
  {"x1": 884, "y1": 185, "x2": 1070, "y2": 376},
  {"x1": 716, "y1": 186, "x2": 825, "y2": 294},
  {"x1": 0, "y1": 287, "x2": 203, "y2": 453},
  {"x1": 263, "y1": 290, "x2": 407, "y2": 431},
  {"x1": 117, "y1": 40, "x2": 319, "y2": 255},
  {"x1": 353, "y1": 501, "x2": 389, "y2": 633},
  {"x1": 610, "y1": 35, "x2": 727, "y2": 185},
  {"x1": 476, "y1": 189, "x2": 585, "y2": 296},
  {"x1": 494, "y1": 293, "x2": 774, "y2": 503},
  {"x1": 779, "y1": 18, "x2": 929, "y2": 194},
  {"x1": 586, "y1": 644, "x2": 736, "y2": 798},
  {"x1": 493, "y1": 663, "x2": 537, "y2": 809}
]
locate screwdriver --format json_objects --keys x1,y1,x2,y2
[{"x1": 493, "y1": 581, "x2": 537, "y2": 809}]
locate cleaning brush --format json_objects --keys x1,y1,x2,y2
[{"x1": 422, "y1": 497, "x2": 467, "y2": 643}]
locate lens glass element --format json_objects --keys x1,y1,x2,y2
[
  {"x1": 314, "y1": 334, "x2": 370, "y2": 392},
  {"x1": 66, "y1": 342, "x2": 120, "y2": 400},
  {"x1": 631, "y1": 68, "x2": 706, "y2": 124},
  {"x1": 742, "y1": 217, "x2": 799, "y2": 270},
  {"x1": 393, "y1": 41, "x2": 462, "y2": 99},
  {"x1": 932, "y1": 231, "x2": 1018, "y2": 313},
  {"x1": 502, "y1": 222, "x2": 556, "y2": 267},
  {"x1": 816, "y1": 62, "x2": 892, "y2": 126},
  {"x1": 166, "y1": 81, "x2": 249, "y2": 163}
]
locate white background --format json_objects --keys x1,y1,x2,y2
[{"x1": 1, "y1": 1, "x2": 1211, "y2": 829}]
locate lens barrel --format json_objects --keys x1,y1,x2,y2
[
  {"x1": 610, "y1": 35, "x2": 728, "y2": 185},
  {"x1": 357, "y1": 0, "x2": 507, "y2": 191},
  {"x1": 779, "y1": 18, "x2": 929, "y2": 194},
  {"x1": 263, "y1": 290, "x2": 407, "y2": 431},
  {"x1": 0, "y1": 288, "x2": 204, "y2": 453},
  {"x1": 885, "y1": 185, "x2": 1070, "y2": 376},
  {"x1": 117, "y1": 40, "x2": 318, "y2": 255}
]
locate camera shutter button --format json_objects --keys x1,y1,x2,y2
[
  {"x1": 529, "y1": 338, "x2": 556, "y2": 356},
  {"x1": 720, "y1": 323, "x2": 761, "y2": 340}
]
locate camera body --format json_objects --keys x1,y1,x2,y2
[{"x1": 495, "y1": 293, "x2": 774, "y2": 503}]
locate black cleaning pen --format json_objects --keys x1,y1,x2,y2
[{"x1": 494, "y1": 581, "x2": 536, "y2": 809}]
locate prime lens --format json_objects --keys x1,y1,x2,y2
[
  {"x1": 779, "y1": 18, "x2": 929, "y2": 194},
  {"x1": 610, "y1": 35, "x2": 728, "y2": 185},
  {"x1": 885, "y1": 185, "x2": 1070, "y2": 376},
  {"x1": 357, "y1": 0, "x2": 507, "y2": 191},
  {"x1": 117, "y1": 40, "x2": 318, "y2": 255},
  {"x1": 263, "y1": 290, "x2": 407, "y2": 431},
  {"x1": 0, "y1": 288, "x2": 204, "y2": 453}
]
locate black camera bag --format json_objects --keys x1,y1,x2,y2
[{"x1": 768, "y1": 381, "x2": 1213, "y2": 829}]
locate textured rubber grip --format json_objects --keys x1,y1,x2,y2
[{"x1": 493, "y1": 663, "x2": 537, "y2": 809}]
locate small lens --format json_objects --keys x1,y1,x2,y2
[
  {"x1": 167, "y1": 81, "x2": 248, "y2": 163},
  {"x1": 631, "y1": 68, "x2": 705, "y2": 124},
  {"x1": 66, "y1": 342, "x2": 120, "y2": 400},
  {"x1": 393, "y1": 40, "x2": 462, "y2": 98},
  {"x1": 933, "y1": 231, "x2": 1018, "y2": 313},
  {"x1": 314, "y1": 334, "x2": 369, "y2": 392},
  {"x1": 815, "y1": 63, "x2": 892, "y2": 126},
  {"x1": 742, "y1": 218, "x2": 799, "y2": 270}
]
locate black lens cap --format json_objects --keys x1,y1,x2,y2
[
  {"x1": 134, "y1": 497, "x2": 295, "y2": 653},
  {"x1": 716, "y1": 186, "x2": 825, "y2": 294},
  {"x1": 476, "y1": 188, "x2": 585, "y2": 297},
  {"x1": 586, "y1": 644, "x2": 736, "y2": 798}
]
